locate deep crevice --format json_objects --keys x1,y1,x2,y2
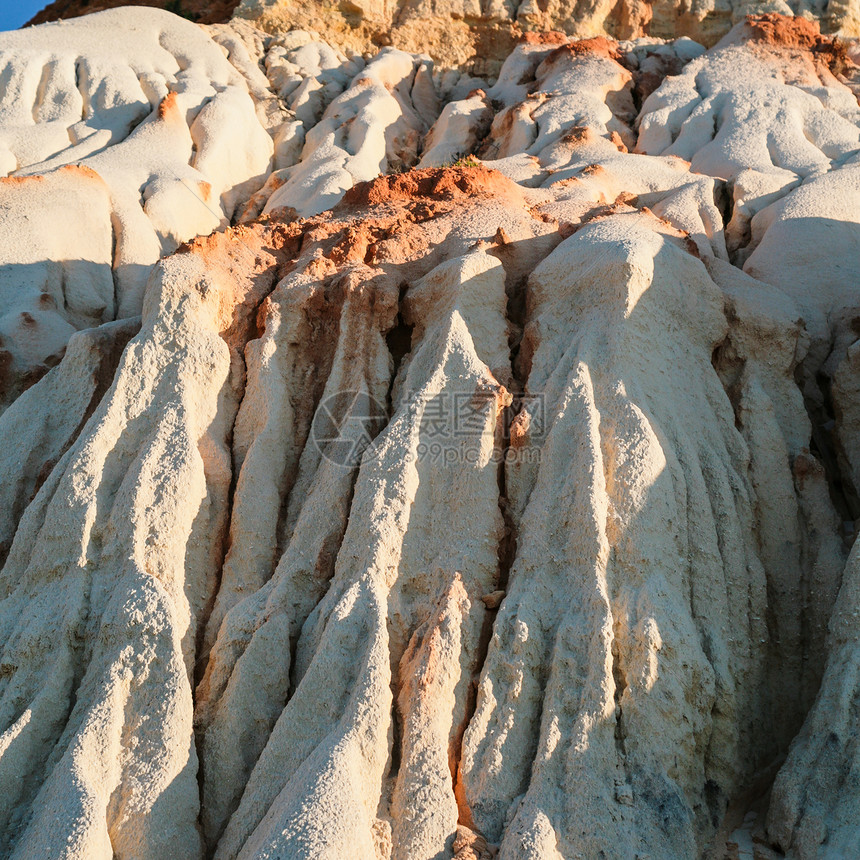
[
  {"x1": 384, "y1": 281, "x2": 414, "y2": 419},
  {"x1": 450, "y1": 251, "x2": 530, "y2": 830},
  {"x1": 286, "y1": 477, "x2": 361, "y2": 700},
  {"x1": 197, "y1": 271, "x2": 413, "y2": 848},
  {"x1": 611, "y1": 633, "x2": 628, "y2": 760},
  {"x1": 193, "y1": 265, "x2": 286, "y2": 693},
  {"x1": 795, "y1": 358, "x2": 858, "y2": 529},
  {"x1": 713, "y1": 178, "x2": 731, "y2": 238},
  {"x1": 191, "y1": 237, "x2": 306, "y2": 847}
]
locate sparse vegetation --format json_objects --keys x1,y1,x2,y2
[{"x1": 452, "y1": 154, "x2": 481, "y2": 168}]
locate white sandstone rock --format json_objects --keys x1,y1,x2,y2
[
  {"x1": 0, "y1": 8, "x2": 275, "y2": 407},
  {"x1": 0, "y1": 11, "x2": 858, "y2": 860},
  {"x1": 263, "y1": 49, "x2": 437, "y2": 217}
]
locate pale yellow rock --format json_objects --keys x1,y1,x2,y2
[
  {"x1": 233, "y1": 0, "x2": 860, "y2": 73},
  {"x1": 0, "y1": 215, "x2": 284, "y2": 859},
  {"x1": 459, "y1": 210, "x2": 813, "y2": 857},
  {"x1": 207, "y1": 243, "x2": 518, "y2": 860},
  {"x1": 0, "y1": 11, "x2": 858, "y2": 860},
  {"x1": 0, "y1": 8, "x2": 276, "y2": 409},
  {"x1": 638, "y1": 19, "x2": 860, "y2": 262},
  {"x1": 0, "y1": 254, "x2": 233, "y2": 859},
  {"x1": 0, "y1": 317, "x2": 139, "y2": 567},
  {"x1": 0, "y1": 167, "x2": 115, "y2": 411}
]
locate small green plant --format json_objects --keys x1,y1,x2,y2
[{"x1": 452, "y1": 155, "x2": 481, "y2": 168}]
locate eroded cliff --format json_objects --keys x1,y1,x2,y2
[{"x1": 1, "y1": 7, "x2": 859, "y2": 860}]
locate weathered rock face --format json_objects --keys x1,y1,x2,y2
[
  {"x1": 0, "y1": 8, "x2": 278, "y2": 408},
  {"x1": 1, "y1": 7, "x2": 860, "y2": 860},
  {"x1": 233, "y1": 0, "x2": 860, "y2": 73},
  {"x1": 21, "y1": 0, "x2": 860, "y2": 72}
]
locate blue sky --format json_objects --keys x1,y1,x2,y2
[{"x1": 0, "y1": 1, "x2": 51, "y2": 31}]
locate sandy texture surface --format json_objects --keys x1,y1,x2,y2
[{"x1": 1, "y1": 9, "x2": 859, "y2": 860}]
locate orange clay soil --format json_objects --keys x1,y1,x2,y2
[
  {"x1": 518, "y1": 31, "x2": 570, "y2": 46},
  {"x1": 175, "y1": 165, "x2": 541, "y2": 356},
  {"x1": 743, "y1": 13, "x2": 852, "y2": 73},
  {"x1": 342, "y1": 165, "x2": 528, "y2": 208},
  {"x1": 543, "y1": 36, "x2": 623, "y2": 64}
]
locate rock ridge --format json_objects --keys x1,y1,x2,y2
[{"x1": 0, "y1": 8, "x2": 859, "y2": 860}]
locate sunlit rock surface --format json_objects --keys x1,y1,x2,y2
[
  {"x1": 23, "y1": 0, "x2": 860, "y2": 72},
  {"x1": 234, "y1": 0, "x2": 860, "y2": 74},
  {"x1": 1, "y1": 7, "x2": 859, "y2": 860}
]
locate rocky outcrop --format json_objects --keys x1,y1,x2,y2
[
  {"x1": 1, "y1": 7, "x2": 860, "y2": 860},
  {"x1": 20, "y1": 0, "x2": 860, "y2": 73},
  {"x1": 232, "y1": 0, "x2": 860, "y2": 73},
  {"x1": 0, "y1": 8, "x2": 276, "y2": 409}
]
